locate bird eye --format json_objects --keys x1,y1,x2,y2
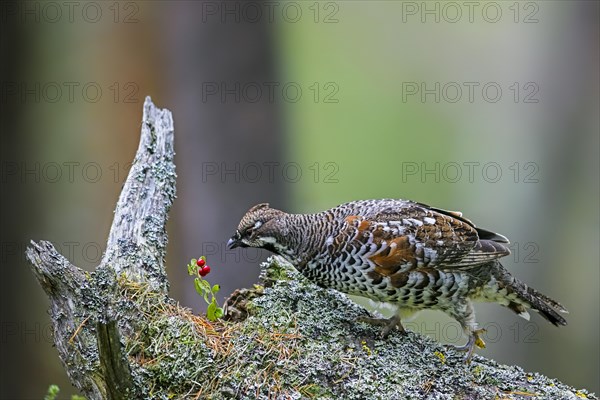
[{"x1": 242, "y1": 221, "x2": 263, "y2": 239}]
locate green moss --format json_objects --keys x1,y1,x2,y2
[
  {"x1": 44, "y1": 385, "x2": 86, "y2": 400},
  {"x1": 109, "y1": 256, "x2": 596, "y2": 400},
  {"x1": 44, "y1": 385, "x2": 60, "y2": 400}
]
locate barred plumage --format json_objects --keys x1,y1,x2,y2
[{"x1": 227, "y1": 199, "x2": 568, "y2": 360}]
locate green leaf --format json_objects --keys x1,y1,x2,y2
[
  {"x1": 214, "y1": 307, "x2": 224, "y2": 319},
  {"x1": 206, "y1": 302, "x2": 217, "y2": 321},
  {"x1": 193, "y1": 279, "x2": 209, "y2": 304},
  {"x1": 197, "y1": 278, "x2": 209, "y2": 290},
  {"x1": 194, "y1": 278, "x2": 204, "y2": 296},
  {"x1": 211, "y1": 284, "x2": 220, "y2": 294}
]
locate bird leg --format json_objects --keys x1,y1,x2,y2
[
  {"x1": 357, "y1": 314, "x2": 406, "y2": 338},
  {"x1": 452, "y1": 328, "x2": 486, "y2": 363},
  {"x1": 446, "y1": 300, "x2": 486, "y2": 362}
]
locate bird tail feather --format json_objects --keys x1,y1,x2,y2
[
  {"x1": 491, "y1": 262, "x2": 568, "y2": 327},
  {"x1": 519, "y1": 285, "x2": 568, "y2": 326}
]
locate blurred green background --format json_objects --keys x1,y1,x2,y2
[{"x1": 1, "y1": 1, "x2": 598, "y2": 398}]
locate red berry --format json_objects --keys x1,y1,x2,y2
[
  {"x1": 199, "y1": 266, "x2": 211, "y2": 276},
  {"x1": 197, "y1": 258, "x2": 206, "y2": 267}
]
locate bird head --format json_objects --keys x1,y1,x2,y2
[{"x1": 227, "y1": 203, "x2": 287, "y2": 253}]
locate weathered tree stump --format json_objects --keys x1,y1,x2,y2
[{"x1": 27, "y1": 98, "x2": 596, "y2": 400}]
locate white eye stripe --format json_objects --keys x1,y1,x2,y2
[{"x1": 253, "y1": 221, "x2": 263, "y2": 230}]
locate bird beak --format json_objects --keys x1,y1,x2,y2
[{"x1": 227, "y1": 237, "x2": 239, "y2": 250}]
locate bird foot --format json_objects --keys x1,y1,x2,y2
[
  {"x1": 451, "y1": 328, "x2": 486, "y2": 363},
  {"x1": 357, "y1": 314, "x2": 405, "y2": 338}
]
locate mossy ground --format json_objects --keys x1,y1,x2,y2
[{"x1": 118, "y1": 257, "x2": 596, "y2": 400}]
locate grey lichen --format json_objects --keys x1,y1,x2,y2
[
  {"x1": 27, "y1": 242, "x2": 597, "y2": 400},
  {"x1": 114, "y1": 256, "x2": 596, "y2": 400},
  {"x1": 102, "y1": 97, "x2": 175, "y2": 294}
]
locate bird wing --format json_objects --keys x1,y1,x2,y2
[{"x1": 340, "y1": 202, "x2": 510, "y2": 277}]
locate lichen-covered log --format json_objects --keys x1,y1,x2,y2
[
  {"x1": 26, "y1": 97, "x2": 175, "y2": 399},
  {"x1": 119, "y1": 257, "x2": 595, "y2": 399},
  {"x1": 27, "y1": 99, "x2": 596, "y2": 400}
]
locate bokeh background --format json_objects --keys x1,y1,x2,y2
[{"x1": 1, "y1": 1, "x2": 598, "y2": 398}]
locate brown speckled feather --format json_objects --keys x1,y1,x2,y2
[{"x1": 228, "y1": 199, "x2": 567, "y2": 356}]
